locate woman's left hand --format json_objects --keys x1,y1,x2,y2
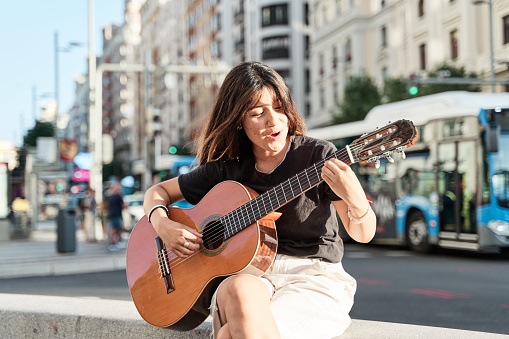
[{"x1": 321, "y1": 158, "x2": 366, "y2": 206}]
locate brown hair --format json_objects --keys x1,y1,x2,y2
[{"x1": 196, "y1": 61, "x2": 306, "y2": 165}]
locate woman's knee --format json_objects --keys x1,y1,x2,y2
[{"x1": 217, "y1": 274, "x2": 270, "y2": 306}]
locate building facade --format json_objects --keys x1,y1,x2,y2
[{"x1": 309, "y1": 0, "x2": 509, "y2": 128}]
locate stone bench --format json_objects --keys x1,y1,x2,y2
[{"x1": 0, "y1": 293, "x2": 505, "y2": 338}]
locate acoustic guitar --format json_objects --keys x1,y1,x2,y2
[{"x1": 126, "y1": 119, "x2": 418, "y2": 331}]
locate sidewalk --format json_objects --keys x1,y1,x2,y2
[{"x1": 0, "y1": 219, "x2": 127, "y2": 279}]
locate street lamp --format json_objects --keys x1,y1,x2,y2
[
  {"x1": 54, "y1": 31, "x2": 85, "y2": 126},
  {"x1": 473, "y1": 0, "x2": 495, "y2": 92}
]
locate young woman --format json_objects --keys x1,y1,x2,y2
[{"x1": 144, "y1": 61, "x2": 376, "y2": 339}]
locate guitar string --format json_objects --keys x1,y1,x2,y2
[{"x1": 164, "y1": 132, "x2": 402, "y2": 270}]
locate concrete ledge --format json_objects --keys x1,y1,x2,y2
[{"x1": 0, "y1": 293, "x2": 506, "y2": 338}]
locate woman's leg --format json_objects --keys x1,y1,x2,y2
[{"x1": 215, "y1": 274, "x2": 280, "y2": 339}]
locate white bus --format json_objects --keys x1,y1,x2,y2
[{"x1": 309, "y1": 91, "x2": 509, "y2": 253}]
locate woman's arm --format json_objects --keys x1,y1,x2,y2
[
  {"x1": 143, "y1": 177, "x2": 203, "y2": 257},
  {"x1": 322, "y1": 159, "x2": 376, "y2": 243}
]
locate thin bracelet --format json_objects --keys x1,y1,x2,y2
[
  {"x1": 148, "y1": 205, "x2": 169, "y2": 224},
  {"x1": 347, "y1": 206, "x2": 371, "y2": 224}
]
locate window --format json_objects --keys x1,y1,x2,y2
[
  {"x1": 261, "y1": 4, "x2": 288, "y2": 27},
  {"x1": 304, "y1": 3, "x2": 309, "y2": 25},
  {"x1": 276, "y1": 69, "x2": 291, "y2": 89},
  {"x1": 450, "y1": 29, "x2": 458, "y2": 59},
  {"x1": 211, "y1": 41, "x2": 218, "y2": 57},
  {"x1": 305, "y1": 35, "x2": 310, "y2": 59},
  {"x1": 418, "y1": 0, "x2": 424, "y2": 17},
  {"x1": 262, "y1": 36, "x2": 290, "y2": 59},
  {"x1": 305, "y1": 69, "x2": 310, "y2": 94},
  {"x1": 345, "y1": 38, "x2": 352, "y2": 63},
  {"x1": 381, "y1": 25, "x2": 387, "y2": 47},
  {"x1": 419, "y1": 43, "x2": 426, "y2": 70},
  {"x1": 319, "y1": 53, "x2": 324, "y2": 76},
  {"x1": 504, "y1": 15, "x2": 509, "y2": 44},
  {"x1": 332, "y1": 45, "x2": 338, "y2": 70}
]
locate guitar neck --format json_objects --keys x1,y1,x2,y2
[{"x1": 222, "y1": 145, "x2": 353, "y2": 239}]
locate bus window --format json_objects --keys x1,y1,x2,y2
[
  {"x1": 438, "y1": 142, "x2": 457, "y2": 233},
  {"x1": 491, "y1": 132, "x2": 509, "y2": 208},
  {"x1": 458, "y1": 141, "x2": 477, "y2": 233}
]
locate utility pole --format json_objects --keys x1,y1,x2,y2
[
  {"x1": 88, "y1": 0, "x2": 97, "y2": 241},
  {"x1": 54, "y1": 32, "x2": 59, "y2": 121},
  {"x1": 488, "y1": 0, "x2": 495, "y2": 93}
]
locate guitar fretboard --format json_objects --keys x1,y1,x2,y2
[{"x1": 221, "y1": 146, "x2": 351, "y2": 239}]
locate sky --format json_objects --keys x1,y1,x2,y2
[{"x1": 0, "y1": 0, "x2": 125, "y2": 147}]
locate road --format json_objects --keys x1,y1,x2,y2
[{"x1": 0, "y1": 243, "x2": 508, "y2": 335}]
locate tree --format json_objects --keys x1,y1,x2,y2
[
  {"x1": 23, "y1": 121, "x2": 55, "y2": 147},
  {"x1": 332, "y1": 75, "x2": 381, "y2": 124}
]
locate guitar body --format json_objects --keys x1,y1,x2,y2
[{"x1": 126, "y1": 181, "x2": 279, "y2": 331}]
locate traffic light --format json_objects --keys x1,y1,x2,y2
[
  {"x1": 408, "y1": 73, "x2": 419, "y2": 96},
  {"x1": 169, "y1": 146, "x2": 178, "y2": 154},
  {"x1": 408, "y1": 85, "x2": 419, "y2": 96}
]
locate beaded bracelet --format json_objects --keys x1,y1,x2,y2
[
  {"x1": 347, "y1": 206, "x2": 371, "y2": 224},
  {"x1": 148, "y1": 204, "x2": 169, "y2": 224}
]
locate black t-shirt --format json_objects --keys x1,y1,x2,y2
[{"x1": 178, "y1": 135, "x2": 344, "y2": 263}]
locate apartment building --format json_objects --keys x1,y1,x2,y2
[{"x1": 238, "y1": 0, "x2": 311, "y2": 118}]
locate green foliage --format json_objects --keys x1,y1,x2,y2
[
  {"x1": 418, "y1": 62, "x2": 481, "y2": 96},
  {"x1": 23, "y1": 121, "x2": 55, "y2": 147},
  {"x1": 332, "y1": 75, "x2": 381, "y2": 124},
  {"x1": 382, "y1": 77, "x2": 413, "y2": 103}
]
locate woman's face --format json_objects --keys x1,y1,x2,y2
[{"x1": 242, "y1": 87, "x2": 289, "y2": 158}]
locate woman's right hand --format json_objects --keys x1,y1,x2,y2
[{"x1": 152, "y1": 214, "x2": 203, "y2": 258}]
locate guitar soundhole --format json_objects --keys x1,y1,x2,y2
[{"x1": 202, "y1": 219, "x2": 225, "y2": 250}]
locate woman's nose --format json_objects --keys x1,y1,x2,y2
[{"x1": 265, "y1": 108, "x2": 277, "y2": 126}]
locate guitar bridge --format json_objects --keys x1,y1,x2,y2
[{"x1": 156, "y1": 237, "x2": 176, "y2": 294}]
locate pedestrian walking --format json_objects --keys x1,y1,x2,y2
[
  {"x1": 143, "y1": 61, "x2": 376, "y2": 338},
  {"x1": 107, "y1": 183, "x2": 126, "y2": 250}
]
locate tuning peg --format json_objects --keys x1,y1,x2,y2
[
  {"x1": 375, "y1": 159, "x2": 381, "y2": 169},
  {"x1": 396, "y1": 146, "x2": 407, "y2": 159},
  {"x1": 387, "y1": 155, "x2": 394, "y2": 163}
]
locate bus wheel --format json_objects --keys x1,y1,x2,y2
[{"x1": 406, "y1": 211, "x2": 430, "y2": 253}]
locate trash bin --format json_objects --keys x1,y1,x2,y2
[{"x1": 56, "y1": 208, "x2": 76, "y2": 253}]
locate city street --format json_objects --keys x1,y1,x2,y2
[{"x1": 0, "y1": 243, "x2": 508, "y2": 335}]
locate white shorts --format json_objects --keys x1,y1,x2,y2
[{"x1": 210, "y1": 254, "x2": 357, "y2": 339}]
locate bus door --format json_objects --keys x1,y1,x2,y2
[{"x1": 437, "y1": 141, "x2": 478, "y2": 243}]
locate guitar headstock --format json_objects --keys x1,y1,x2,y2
[{"x1": 349, "y1": 119, "x2": 418, "y2": 167}]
